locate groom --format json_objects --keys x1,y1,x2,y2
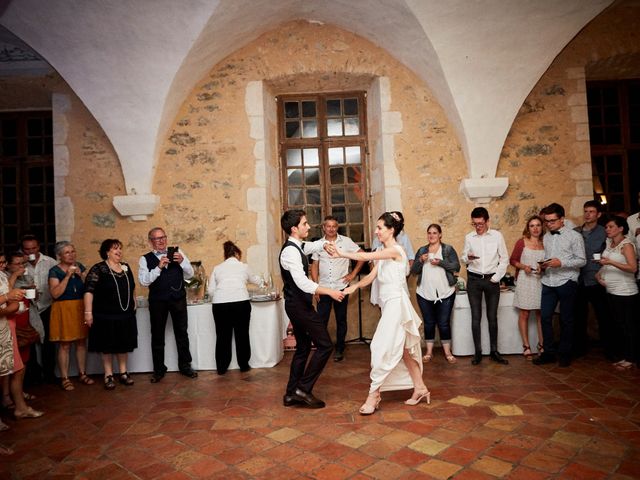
[{"x1": 280, "y1": 210, "x2": 345, "y2": 408}]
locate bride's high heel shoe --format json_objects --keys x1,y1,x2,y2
[
  {"x1": 359, "y1": 393, "x2": 381, "y2": 415},
  {"x1": 405, "y1": 389, "x2": 431, "y2": 406}
]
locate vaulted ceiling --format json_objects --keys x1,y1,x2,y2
[{"x1": 0, "y1": 0, "x2": 612, "y2": 201}]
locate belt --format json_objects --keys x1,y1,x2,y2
[{"x1": 467, "y1": 271, "x2": 495, "y2": 280}]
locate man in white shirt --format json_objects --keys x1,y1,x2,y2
[
  {"x1": 311, "y1": 216, "x2": 365, "y2": 362},
  {"x1": 280, "y1": 210, "x2": 344, "y2": 409},
  {"x1": 461, "y1": 207, "x2": 509, "y2": 365},
  {"x1": 138, "y1": 228, "x2": 197, "y2": 383},
  {"x1": 22, "y1": 234, "x2": 58, "y2": 383}
]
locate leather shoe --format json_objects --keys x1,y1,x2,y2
[
  {"x1": 150, "y1": 367, "x2": 167, "y2": 383},
  {"x1": 471, "y1": 353, "x2": 482, "y2": 365},
  {"x1": 334, "y1": 351, "x2": 344, "y2": 362},
  {"x1": 294, "y1": 388, "x2": 325, "y2": 408},
  {"x1": 179, "y1": 367, "x2": 198, "y2": 378},
  {"x1": 532, "y1": 353, "x2": 556, "y2": 365},
  {"x1": 490, "y1": 351, "x2": 509, "y2": 365},
  {"x1": 283, "y1": 394, "x2": 303, "y2": 407}
]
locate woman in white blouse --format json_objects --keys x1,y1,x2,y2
[
  {"x1": 596, "y1": 216, "x2": 638, "y2": 371},
  {"x1": 208, "y1": 241, "x2": 262, "y2": 374}
]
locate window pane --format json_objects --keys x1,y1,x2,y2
[
  {"x1": 27, "y1": 118, "x2": 42, "y2": 136},
  {"x1": 4, "y1": 226, "x2": 17, "y2": 245},
  {"x1": 332, "y1": 206, "x2": 346, "y2": 223},
  {"x1": 345, "y1": 146, "x2": 361, "y2": 164},
  {"x1": 609, "y1": 194, "x2": 624, "y2": 212},
  {"x1": 349, "y1": 224, "x2": 364, "y2": 244},
  {"x1": 604, "y1": 127, "x2": 620, "y2": 144},
  {"x1": 607, "y1": 155, "x2": 622, "y2": 172},
  {"x1": 326, "y1": 99, "x2": 341, "y2": 117},
  {"x1": 2, "y1": 119, "x2": 17, "y2": 137},
  {"x1": 344, "y1": 98, "x2": 358, "y2": 116},
  {"x1": 46, "y1": 185, "x2": 54, "y2": 203},
  {"x1": 306, "y1": 188, "x2": 321, "y2": 205},
  {"x1": 330, "y1": 167, "x2": 344, "y2": 185},
  {"x1": 3, "y1": 186, "x2": 16, "y2": 204},
  {"x1": 2, "y1": 139, "x2": 17, "y2": 156},
  {"x1": 590, "y1": 127, "x2": 603, "y2": 145},
  {"x1": 288, "y1": 188, "x2": 303, "y2": 206},
  {"x1": 631, "y1": 124, "x2": 640, "y2": 144},
  {"x1": 604, "y1": 107, "x2": 619, "y2": 124},
  {"x1": 285, "y1": 102, "x2": 299, "y2": 118},
  {"x1": 344, "y1": 118, "x2": 359, "y2": 136},
  {"x1": 306, "y1": 206, "x2": 321, "y2": 225},
  {"x1": 286, "y1": 149, "x2": 302, "y2": 167},
  {"x1": 327, "y1": 119, "x2": 342, "y2": 136},
  {"x1": 346, "y1": 166, "x2": 361, "y2": 184},
  {"x1": 331, "y1": 187, "x2": 345, "y2": 204},
  {"x1": 608, "y1": 174, "x2": 623, "y2": 193},
  {"x1": 29, "y1": 185, "x2": 44, "y2": 203},
  {"x1": 309, "y1": 226, "x2": 322, "y2": 241},
  {"x1": 28, "y1": 138, "x2": 43, "y2": 155},
  {"x1": 602, "y1": 88, "x2": 618, "y2": 105},
  {"x1": 588, "y1": 107, "x2": 601, "y2": 125},
  {"x1": 44, "y1": 118, "x2": 53, "y2": 136},
  {"x1": 305, "y1": 168, "x2": 320, "y2": 185},
  {"x1": 302, "y1": 120, "x2": 317, "y2": 138},
  {"x1": 302, "y1": 101, "x2": 316, "y2": 118},
  {"x1": 593, "y1": 156, "x2": 604, "y2": 174},
  {"x1": 346, "y1": 185, "x2": 363, "y2": 203},
  {"x1": 348, "y1": 205, "x2": 363, "y2": 223},
  {"x1": 303, "y1": 148, "x2": 319, "y2": 166},
  {"x1": 3, "y1": 206, "x2": 17, "y2": 224},
  {"x1": 288, "y1": 169, "x2": 303, "y2": 185},
  {"x1": 286, "y1": 121, "x2": 300, "y2": 138},
  {"x1": 328, "y1": 147, "x2": 343, "y2": 165},
  {"x1": 29, "y1": 206, "x2": 44, "y2": 224},
  {"x1": 1, "y1": 167, "x2": 16, "y2": 185},
  {"x1": 586, "y1": 87, "x2": 600, "y2": 105}
]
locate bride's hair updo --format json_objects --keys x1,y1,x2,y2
[{"x1": 378, "y1": 211, "x2": 404, "y2": 238}]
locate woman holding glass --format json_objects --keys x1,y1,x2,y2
[
  {"x1": 510, "y1": 215, "x2": 545, "y2": 359},
  {"x1": 411, "y1": 224, "x2": 460, "y2": 364}
]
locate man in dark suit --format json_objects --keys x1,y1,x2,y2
[{"x1": 279, "y1": 210, "x2": 344, "y2": 408}]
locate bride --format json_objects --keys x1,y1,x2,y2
[{"x1": 327, "y1": 212, "x2": 429, "y2": 415}]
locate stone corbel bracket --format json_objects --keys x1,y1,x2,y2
[
  {"x1": 459, "y1": 178, "x2": 509, "y2": 204},
  {"x1": 113, "y1": 194, "x2": 160, "y2": 221}
]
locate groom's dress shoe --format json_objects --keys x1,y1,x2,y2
[
  {"x1": 490, "y1": 351, "x2": 509, "y2": 365},
  {"x1": 283, "y1": 394, "x2": 303, "y2": 407},
  {"x1": 294, "y1": 388, "x2": 326, "y2": 409}
]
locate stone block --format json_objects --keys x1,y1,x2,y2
[
  {"x1": 385, "y1": 186, "x2": 403, "y2": 212},
  {"x1": 55, "y1": 197, "x2": 74, "y2": 239},
  {"x1": 247, "y1": 187, "x2": 266, "y2": 213},
  {"x1": 244, "y1": 81, "x2": 264, "y2": 117},
  {"x1": 53, "y1": 114, "x2": 69, "y2": 145},
  {"x1": 378, "y1": 76, "x2": 391, "y2": 112},
  {"x1": 576, "y1": 180, "x2": 593, "y2": 196},
  {"x1": 253, "y1": 140, "x2": 265, "y2": 161},
  {"x1": 567, "y1": 93, "x2": 587, "y2": 106},
  {"x1": 569, "y1": 162, "x2": 592, "y2": 180},
  {"x1": 254, "y1": 161, "x2": 266, "y2": 187},
  {"x1": 382, "y1": 111, "x2": 403, "y2": 134},
  {"x1": 249, "y1": 116, "x2": 265, "y2": 140},
  {"x1": 570, "y1": 105, "x2": 588, "y2": 124},
  {"x1": 54, "y1": 145, "x2": 70, "y2": 176},
  {"x1": 566, "y1": 67, "x2": 585, "y2": 80},
  {"x1": 575, "y1": 123, "x2": 590, "y2": 142}
]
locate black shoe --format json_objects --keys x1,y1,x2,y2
[
  {"x1": 334, "y1": 351, "x2": 344, "y2": 362},
  {"x1": 532, "y1": 353, "x2": 556, "y2": 365},
  {"x1": 294, "y1": 388, "x2": 326, "y2": 408},
  {"x1": 283, "y1": 393, "x2": 304, "y2": 407},
  {"x1": 471, "y1": 353, "x2": 482, "y2": 365},
  {"x1": 104, "y1": 375, "x2": 116, "y2": 390},
  {"x1": 179, "y1": 367, "x2": 198, "y2": 378},
  {"x1": 558, "y1": 356, "x2": 571, "y2": 368},
  {"x1": 240, "y1": 366, "x2": 251, "y2": 373},
  {"x1": 150, "y1": 372, "x2": 165, "y2": 383},
  {"x1": 119, "y1": 372, "x2": 134, "y2": 386},
  {"x1": 490, "y1": 351, "x2": 509, "y2": 365}
]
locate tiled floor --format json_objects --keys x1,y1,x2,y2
[{"x1": 1, "y1": 345, "x2": 639, "y2": 479}]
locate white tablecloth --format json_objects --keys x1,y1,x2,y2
[
  {"x1": 450, "y1": 291, "x2": 540, "y2": 356},
  {"x1": 66, "y1": 299, "x2": 286, "y2": 375}
]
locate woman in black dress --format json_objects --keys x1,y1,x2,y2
[{"x1": 83, "y1": 239, "x2": 137, "y2": 390}]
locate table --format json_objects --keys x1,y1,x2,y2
[
  {"x1": 450, "y1": 290, "x2": 540, "y2": 356},
  {"x1": 65, "y1": 299, "x2": 287, "y2": 376}
]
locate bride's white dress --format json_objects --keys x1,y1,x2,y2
[{"x1": 369, "y1": 244, "x2": 423, "y2": 392}]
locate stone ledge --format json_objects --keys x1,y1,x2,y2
[
  {"x1": 459, "y1": 177, "x2": 509, "y2": 203},
  {"x1": 113, "y1": 194, "x2": 160, "y2": 221}
]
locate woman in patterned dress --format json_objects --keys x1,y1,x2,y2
[{"x1": 510, "y1": 216, "x2": 545, "y2": 359}]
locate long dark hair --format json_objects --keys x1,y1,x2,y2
[{"x1": 378, "y1": 212, "x2": 404, "y2": 238}]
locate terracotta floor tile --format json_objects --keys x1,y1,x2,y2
[{"x1": 2, "y1": 346, "x2": 639, "y2": 479}]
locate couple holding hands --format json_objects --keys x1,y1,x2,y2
[{"x1": 279, "y1": 210, "x2": 428, "y2": 415}]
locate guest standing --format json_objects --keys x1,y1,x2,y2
[
  {"x1": 48, "y1": 241, "x2": 93, "y2": 390},
  {"x1": 596, "y1": 216, "x2": 638, "y2": 370},
  {"x1": 138, "y1": 227, "x2": 197, "y2": 383},
  {"x1": 208, "y1": 241, "x2": 262, "y2": 374},
  {"x1": 84, "y1": 239, "x2": 137, "y2": 390},
  {"x1": 534, "y1": 203, "x2": 586, "y2": 367},
  {"x1": 510, "y1": 215, "x2": 545, "y2": 359},
  {"x1": 461, "y1": 207, "x2": 510, "y2": 365},
  {"x1": 411, "y1": 224, "x2": 460, "y2": 364},
  {"x1": 330, "y1": 212, "x2": 427, "y2": 415}
]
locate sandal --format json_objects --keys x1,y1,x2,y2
[
  {"x1": 523, "y1": 345, "x2": 533, "y2": 360},
  {"x1": 0, "y1": 443, "x2": 14, "y2": 455},
  {"x1": 23, "y1": 392, "x2": 36, "y2": 401},
  {"x1": 119, "y1": 372, "x2": 134, "y2": 386},
  {"x1": 104, "y1": 375, "x2": 116, "y2": 390},
  {"x1": 422, "y1": 354, "x2": 433, "y2": 363},
  {"x1": 2, "y1": 395, "x2": 15, "y2": 410},
  {"x1": 445, "y1": 355, "x2": 457, "y2": 364},
  {"x1": 537, "y1": 343, "x2": 544, "y2": 354},
  {"x1": 79, "y1": 372, "x2": 95, "y2": 385},
  {"x1": 14, "y1": 407, "x2": 44, "y2": 419},
  {"x1": 61, "y1": 377, "x2": 75, "y2": 391}
]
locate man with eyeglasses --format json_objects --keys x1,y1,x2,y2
[
  {"x1": 138, "y1": 227, "x2": 197, "y2": 382},
  {"x1": 461, "y1": 207, "x2": 509, "y2": 365},
  {"x1": 534, "y1": 203, "x2": 586, "y2": 367}
]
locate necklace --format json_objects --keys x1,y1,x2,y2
[{"x1": 106, "y1": 260, "x2": 130, "y2": 311}]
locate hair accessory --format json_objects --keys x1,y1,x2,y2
[{"x1": 390, "y1": 212, "x2": 400, "y2": 222}]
